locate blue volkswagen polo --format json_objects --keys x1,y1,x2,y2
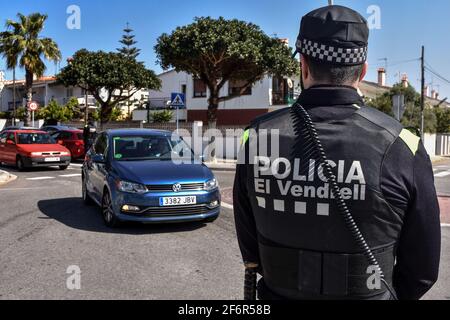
[{"x1": 82, "y1": 129, "x2": 220, "y2": 228}]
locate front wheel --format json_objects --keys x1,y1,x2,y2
[
  {"x1": 16, "y1": 157, "x2": 25, "y2": 171},
  {"x1": 82, "y1": 177, "x2": 94, "y2": 206},
  {"x1": 102, "y1": 190, "x2": 120, "y2": 228}
]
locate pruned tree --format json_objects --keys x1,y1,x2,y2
[
  {"x1": 155, "y1": 17, "x2": 298, "y2": 125},
  {"x1": 57, "y1": 49, "x2": 161, "y2": 126}
]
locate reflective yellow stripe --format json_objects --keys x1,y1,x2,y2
[
  {"x1": 241, "y1": 129, "x2": 250, "y2": 146},
  {"x1": 399, "y1": 129, "x2": 420, "y2": 156}
]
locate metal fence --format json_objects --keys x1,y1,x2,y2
[{"x1": 436, "y1": 134, "x2": 450, "y2": 156}]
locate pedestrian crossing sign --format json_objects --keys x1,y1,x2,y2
[{"x1": 171, "y1": 93, "x2": 186, "y2": 108}]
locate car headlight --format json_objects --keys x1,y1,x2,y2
[
  {"x1": 60, "y1": 151, "x2": 70, "y2": 156},
  {"x1": 31, "y1": 152, "x2": 42, "y2": 156},
  {"x1": 204, "y1": 178, "x2": 218, "y2": 191},
  {"x1": 116, "y1": 180, "x2": 148, "y2": 194}
]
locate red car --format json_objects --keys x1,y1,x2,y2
[
  {"x1": 51, "y1": 129, "x2": 85, "y2": 160},
  {"x1": 0, "y1": 129, "x2": 71, "y2": 171}
]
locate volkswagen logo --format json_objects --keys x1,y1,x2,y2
[{"x1": 172, "y1": 183, "x2": 182, "y2": 193}]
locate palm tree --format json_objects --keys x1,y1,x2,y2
[{"x1": 0, "y1": 13, "x2": 61, "y2": 126}]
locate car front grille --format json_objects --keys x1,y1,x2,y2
[
  {"x1": 146, "y1": 183, "x2": 205, "y2": 193},
  {"x1": 125, "y1": 204, "x2": 211, "y2": 217}
]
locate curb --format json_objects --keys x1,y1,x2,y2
[{"x1": 0, "y1": 170, "x2": 17, "y2": 186}]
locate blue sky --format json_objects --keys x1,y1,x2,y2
[{"x1": 1, "y1": 0, "x2": 450, "y2": 99}]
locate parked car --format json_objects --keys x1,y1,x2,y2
[
  {"x1": 0, "y1": 129, "x2": 71, "y2": 171},
  {"x1": 0, "y1": 126, "x2": 37, "y2": 134},
  {"x1": 82, "y1": 129, "x2": 220, "y2": 227},
  {"x1": 41, "y1": 125, "x2": 79, "y2": 135},
  {"x1": 51, "y1": 129, "x2": 85, "y2": 160}
]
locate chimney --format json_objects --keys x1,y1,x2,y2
[
  {"x1": 377, "y1": 68, "x2": 386, "y2": 86},
  {"x1": 401, "y1": 74, "x2": 409, "y2": 88},
  {"x1": 279, "y1": 38, "x2": 289, "y2": 46},
  {"x1": 423, "y1": 85, "x2": 429, "y2": 97},
  {"x1": 431, "y1": 90, "x2": 437, "y2": 99}
]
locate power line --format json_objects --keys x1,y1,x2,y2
[
  {"x1": 369, "y1": 57, "x2": 420, "y2": 70},
  {"x1": 424, "y1": 62, "x2": 450, "y2": 85}
]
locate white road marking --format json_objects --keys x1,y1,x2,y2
[
  {"x1": 69, "y1": 163, "x2": 83, "y2": 168},
  {"x1": 59, "y1": 174, "x2": 82, "y2": 178},
  {"x1": 26, "y1": 177, "x2": 55, "y2": 181},
  {"x1": 221, "y1": 202, "x2": 234, "y2": 210},
  {"x1": 442, "y1": 224, "x2": 450, "y2": 228},
  {"x1": 435, "y1": 171, "x2": 450, "y2": 178}
]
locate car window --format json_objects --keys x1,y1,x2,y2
[
  {"x1": 111, "y1": 135, "x2": 193, "y2": 161},
  {"x1": 76, "y1": 133, "x2": 83, "y2": 140},
  {"x1": 0, "y1": 132, "x2": 7, "y2": 143},
  {"x1": 17, "y1": 133, "x2": 54, "y2": 144},
  {"x1": 59, "y1": 132, "x2": 73, "y2": 140},
  {"x1": 94, "y1": 134, "x2": 108, "y2": 156},
  {"x1": 7, "y1": 133, "x2": 15, "y2": 143}
]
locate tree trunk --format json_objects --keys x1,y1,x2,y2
[
  {"x1": 24, "y1": 70, "x2": 34, "y2": 127},
  {"x1": 100, "y1": 103, "x2": 113, "y2": 131},
  {"x1": 207, "y1": 89, "x2": 219, "y2": 163}
]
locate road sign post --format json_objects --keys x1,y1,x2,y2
[
  {"x1": 170, "y1": 93, "x2": 186, "y2": 133},
  {"x1": 27, "y1": 101, "x2": 39, "y2": 128}
]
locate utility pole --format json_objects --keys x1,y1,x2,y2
[
  {"x1": 328, "y1": 0, "x2": 334, "y2": 5},
  {"x1": 12, "y1": 68, "x2": 16, "y2": 126},
  {"x1": 420, "y1": 46, "x2": 425, "y2": 141},
  {"x1": 84, "y1": 88, "x2": 89, "y2": 127}
]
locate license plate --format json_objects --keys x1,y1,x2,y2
[
  {"x1": 44, "y1": 157, "x2": 61, "y2": 162},
  {"x1": 159, "y1": 196, "x2": 197, "y2": 207}
]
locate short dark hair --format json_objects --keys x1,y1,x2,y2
[{"x1": 304, "y1": 56, "x2": 364, "y2": 85}]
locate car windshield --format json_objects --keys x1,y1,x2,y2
[
  {"x1": 112, "y1": 135, "x2": 193, "y2": 161},
  {"x1": 17, "y1": 133, "x2": 55, "y2": 145}
]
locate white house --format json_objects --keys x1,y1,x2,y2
[
  {"x1": 0, "y1": 74, "x2": 149, "y2": 118},
  {"x1": 147, "y1": 70, "x2": 301, "y2": 126}
]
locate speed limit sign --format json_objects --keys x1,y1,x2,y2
[{"x1": 28, "y1": 101, "x2": 39, "y2": 111}]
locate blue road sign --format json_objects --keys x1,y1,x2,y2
[{"x1": 171, "y1": 93, "x2": 186, "y2": 108}]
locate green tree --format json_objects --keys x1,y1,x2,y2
[
  {"x1": 152, "y1": 110, "x2": 173, "y2": 123},
  {"x1": 57, "y1": 49, "x2": 161, "y2": 127},
  {"x1": 117, "y1": 23, "x2": 141, "y2": 59},
  {"x1": 434, "y1": 107, "x2": 450, "y2": 133},
  {"x1": 0, "y1": 13, "x2": 61, "y2": 126},
  {"x1": 38, "y1": 99, "x2": 75, "y2": 122},
  {"x1": 155, "y1": 17, "x2": 298, "y2": 125},
  {"x1": 368, "y1": 83, "x2": 437, "y2": 133}
]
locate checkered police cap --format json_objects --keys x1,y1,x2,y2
[
  {"x1": 296, "y1": 38, "x2": 368, "y2": 65},
  {"x1": 294, "y1": 5, "x2": 369, "y2": 66}
]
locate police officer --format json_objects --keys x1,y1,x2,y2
[
  {"x1": 234, "y1": 5, "x2": 441, "y2": 300},
  {"x1": 83, "y1": 121, "x2": 97, "y2": 152}
]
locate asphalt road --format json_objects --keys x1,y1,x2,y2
[{"x1": 0, "y1": 159, "x2": 448, "y2": 300}]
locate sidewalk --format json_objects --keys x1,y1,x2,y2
[
  {"x1": 431, "y1": 156, "x2": 449, "y2": 164},
  {"x1": 0, "y1": 170, "x2": 17, "y2": 186},
  {"x1": 204, "y1": 159, "x2": 237, "y2": 172}
]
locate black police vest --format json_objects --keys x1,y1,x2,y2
[{"x1": 247, "y1": 106, "x2": 405, "y2": 299}]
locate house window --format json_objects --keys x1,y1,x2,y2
[
  {"x1": 181, "y1": 84, "x2": 187, "y2": 96},
  {"x1": 193, "y1": 78, "x2": 207, "y2": 98},
  {"x1": 66, "y1": 87, "x2": 73, "y2": 98},
  {"x1": 228, "y1": 79, "x2": 252, "y2": 96}
]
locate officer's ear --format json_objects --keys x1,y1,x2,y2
[
  {"x1": 359, "y1": 62, "x2": 368, "y2": 82},
  {"x1": 300, "y1": 54, "x2": 310, "y2": 80}
]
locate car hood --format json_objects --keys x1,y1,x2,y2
[
  {"x1": 112, "y1": 160, "x2": 214, "y2": 185},
  {"x1": 17, "y1": 144, "x2": 70, "y2": 153}
]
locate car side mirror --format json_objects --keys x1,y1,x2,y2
[
  {"x1": 92, "y1": 154, "x2": 106, "y2": 164},
  {"x1": 57, "y1": 140, "x2": 64, "y2": 145},
  {"x1": 6, "y1": 140, "x2": 15, "y2": 145}
]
